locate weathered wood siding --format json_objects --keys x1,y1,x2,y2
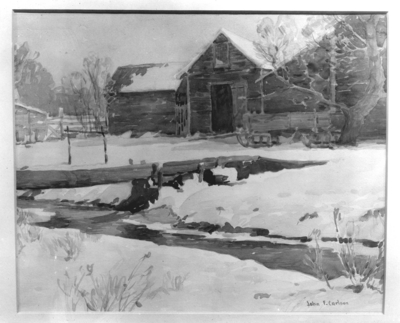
[
  {"x1": 186, "y1": 33, "x2": 334, "y2": 135},
  {"x1": 108, "y1": 90, "x2": 176, "y2": 136},
  {"x1": 188, "y1": 34, "x2": 261, "y2": 134}
]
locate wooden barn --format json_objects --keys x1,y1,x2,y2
[
  {"x1": 108, "y1": 63, "x2": 184, "y2": 136},
  {"x1": 174, "y1": 28, "x2": 345, "y2": 137},
  {"x1": 15, "y1": 102, "x2": 48, "y2": 143},
  {"x1": 108, "y1": 29, "x2": 384, "y2": 140}
]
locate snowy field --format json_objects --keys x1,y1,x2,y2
[{"x1": 15, "y1": 133, "x2": 385, "y2": 170}]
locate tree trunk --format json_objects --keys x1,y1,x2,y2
[
  {"x1": 329, "y1": 37, "x2": 337, "y2": 104},
  {"x1": 338, "y1": 15, "x2": 386, "y2": 145},
  {"x1": 337, "y1": 108, "x2": 364, "y2": 145}
]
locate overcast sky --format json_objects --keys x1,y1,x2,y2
[{"x1": 13, "y1": 13, "x2": 309, "y2": 86}]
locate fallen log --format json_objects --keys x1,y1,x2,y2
[
  {"x1": 16, "y1": 155, "x2": 327, "y2": 190},
  {"x1": 16, "y1": 164, "x2": 156, "y2": 190}
]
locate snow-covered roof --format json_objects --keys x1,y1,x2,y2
[
  {"x1": 112, "y1": 62, "x2": 186, "y2": 93},
  {"x1": 175, "y1": 28, "x2": 274, "y2": 79},
  {"x1": 15, "y1": 102, "x2": 48, "y2": 116}
]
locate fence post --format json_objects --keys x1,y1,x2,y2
[
  {"x1": 198, "y1": 162, "x2": 205, "y2": 183},
  {"x1": 27, "y1": 110, "x2": 31, "y2": 143},
  {"x1": 67, "y1": 126, "x2": 71, "y2": 165},
  {"x1": 157, "y1": 166, "x2": 163, "y2": 190},
  {"x1": 59, "y1": 107, "x2": 64, "y2": 139},
  {"x1": 101, "y1": 126, "x2": 108, "y2": 164},
  {"x1": 174, "y1": 107, "x2": 177, "y2": 135}
]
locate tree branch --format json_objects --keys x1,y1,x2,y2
[{"x1": 336, "y1": 16, "x2": 367, "y2": 47}]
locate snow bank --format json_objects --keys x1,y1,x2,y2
[{"x1": 160, "y1": 146, "x2": 386, "y2": 241}]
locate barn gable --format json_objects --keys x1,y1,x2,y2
[{"x1": 175, "y1": 29, "x2": 273, "y2": 78}]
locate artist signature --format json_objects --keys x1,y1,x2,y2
[{"x1": 306, "y1": 300, "x2": 349, "y2": 307}]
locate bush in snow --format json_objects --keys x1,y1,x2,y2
[
  {"x1": 305, "y1": 208, "x2": 385, "y2": 294},
  {"x1": 147, "y1": 271, "x2": 189, "y2": 300},
  {"x1": 58, "y1": 252, "x2": 154, "y2": 311},
  {"x1": 333, "y1": 208, "x2": 384, "y2": 294},
  {"x1": 303, "y1": 228, "x2": 332, "y2": 289},
  {"x1": 16, "y1": 208, "x2": 43, "y2": 255},
  {"x1": 44, "y1": 231, "x2": 87, "y2": 262}
]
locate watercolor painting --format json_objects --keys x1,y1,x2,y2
[{"x1": 13, "y1": 12, "x2": 386, "y2": 313}]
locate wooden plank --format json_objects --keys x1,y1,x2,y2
[
  {"x1": 163, "y1": 159, "x2": 205, "y2": 174},
  {"x1": 17, "y1": 164, "x2": 155, "y2": 190},
  {"x1": 162, "y1": 158, "x2": 216, "y2": 175},
  {"x1": 246, "y1": 112, "x2": 333, "y2": 132}
]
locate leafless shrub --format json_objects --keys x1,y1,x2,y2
[
  {"x1": 45, "y1": 231, "x2": 86, "y2": 261},
  {"x1": 58, "y1": 253, "x2": 153, "y2": 311},
  {"x1": 15, "y1": 208, "x2": 43, "y2": 255},
  {"x1": 147, "y1": 271, "x2": 189, "y2": 299},
  {"x1": 303, "y1": 229, "x2": 332, "y2": 289},
  {"x1": 333, "y1": 208, "x2": 384, "y2": 293},
  {"x1": 303, "y1": 208, "x2": 385, "y2": 294}
]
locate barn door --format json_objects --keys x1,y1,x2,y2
[{"x1": 211, "y1": 84, "x2": 234, "y2": 133}]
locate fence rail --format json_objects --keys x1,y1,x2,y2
[{"x1": 46, "y1": 115, "x2": 107, "y2": 140}]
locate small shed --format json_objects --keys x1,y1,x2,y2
[
  {"x1": 15, "y1": 102, "x2": 48, "y2": 143},
  {"x1": 108, "y1": 62, "x2": 185, "y2": 136}
]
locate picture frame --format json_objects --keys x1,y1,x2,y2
[{"x1": 1, "y1": 1, "x2": 398, "y2": 322}]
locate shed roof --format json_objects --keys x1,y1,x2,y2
[
  {"x1": 175, "y1": 28, "x2": 274, "y2": 79},
  {"x1": 112, "y1": 62, "x2": 186, "y2": 93},
  {"x1": 15, "y1": 102, "x2": 48, "y2": 116}
]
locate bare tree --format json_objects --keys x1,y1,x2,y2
[
  {"x1": 14, "y1": 42, "x2": 55, "y2": 110},
  {"x1": 254, "y1": 14, "x2": 387, "y2": 145},
  {"x1": 334, "y1": 15, "x2": 386, "y2": 144},
  {"x1": 82, "y1": 54, "x2": 113, "y2": 130},
  {"x1": 60, "y1": 72, "x2": 93, "y2": 132},
  {"x1": 14, "y1": 42, "x2": 39, "y2": 89},
  {"x1": 254, "y1": 16, "x2": 343, "y2": 115}
]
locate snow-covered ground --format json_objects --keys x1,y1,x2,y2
[
  {"x1": 15, "y1": 133, "x2": 384, "y2": 170},
  {"x1": 15, "y1": 136, "x2": 386, "y2": 313},
  {"x1": 17, "y1": 227, "x2": 383, "y2": 313},
  {"x1": 18, "y1": 137, "x2": 386, "y2": 242}
]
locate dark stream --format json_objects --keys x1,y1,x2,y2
[{"x1": 18, "y1": 198, "x2": 352, "y2": 280}]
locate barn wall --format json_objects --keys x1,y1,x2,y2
[
  {"x1": 188, "y1": 36, "x2": 262, "y2": 134},
  {"x1": 187, "y1": 34, "x2": 338, "y2": 135},
  {"x1": 189, "y1": 70, "x2": 263, "y2": 134},
  {"x1": 108, "y1": 90, "x2": 176, "y2": 136}
]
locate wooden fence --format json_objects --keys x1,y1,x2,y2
[
  {"x1": 46, "y1": 114, "x2": 107, "y2": 140},
  {"x1": 175, "y1": 104, "x2": 188, "y2": 136}
]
